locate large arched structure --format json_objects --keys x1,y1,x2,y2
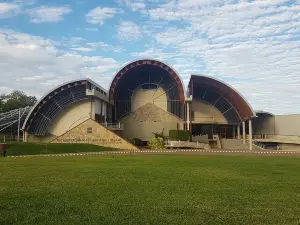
[
  {"x1": 188, "y1": 75, "x2": 256, "y2": 124},
  {"x1": 20, "y1": 59, "x2": 260, "y2": 147},
  {"x1": 22, "y1": 79, "x2": 108, "y2": 136},
  {"x1": 109, "y1": 59, "x2": 185, "y2": 120}
]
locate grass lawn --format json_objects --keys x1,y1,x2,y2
[
  {"x1": 1, "y1": 143, "x2": 118, "y2": 156},
  {"x1": 0, "y1": 155, "x2": 300, "y2": 225}
]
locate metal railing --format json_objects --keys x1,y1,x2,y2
[
  {"x1": 100, "y1": 122, "x2": 124, "y2": 129},
  {"x1": 253, "y1": 134, "x2": 300, "y2": 140}
]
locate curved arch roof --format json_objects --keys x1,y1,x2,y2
[
  {"x1": 22, "y1": 79, "x2": 94, "y2": 135},
  {"x1": 189, "y1": 75, "x2": 256, "y2": 122},
  {"x1": 109, "y1": 59, "x2": 185, "y2": 104}
]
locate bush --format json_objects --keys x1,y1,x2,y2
[
  {"x1": 148, "y1": 137, "x2": 164, "y2": 150},
  {"x1": 169, "y1": 130, "x2": 191, "y2": 141}
]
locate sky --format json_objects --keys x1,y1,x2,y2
[{"x1": 0, "y1": 0, "x2": 299, "y2": 115}]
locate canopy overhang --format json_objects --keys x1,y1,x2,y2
[
  {"x1": 109, "y1": 59, "x2": 185, "y2": 119},
  {"x1": 188, "y1": 75, "x2": 256, "y2": 123}
]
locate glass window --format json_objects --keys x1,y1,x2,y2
[{"x1": 87, "y1": 127, "x2": 92, "y2": 133}]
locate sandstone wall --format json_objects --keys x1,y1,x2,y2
[
  {"x1": 120, "y1": 102, "x2": 183, "y2": 141},
  {"x1": 51, "y1": 118, "x2": 138, "y2": 150}
]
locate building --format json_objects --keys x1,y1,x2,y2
[{"x1": 21, "y1": 59, "x2": 300, "y2": 150}]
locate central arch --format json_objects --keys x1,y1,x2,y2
[{"x1": 109, "y1": 59, "x2": 185, "y2": 120}]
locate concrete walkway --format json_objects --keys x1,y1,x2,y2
[{"x1": 6, "y1": 149, "x2": 300, "y2": 158}]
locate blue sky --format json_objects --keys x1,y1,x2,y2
[{"x1": 0, "y1": 0, "x2": 299, "y2": 114}]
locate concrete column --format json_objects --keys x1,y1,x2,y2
[
  {"x1": 100, "y1": 100, "x2": 103, "y2": 122},
  {"x1": 90, "y1": 99, "x2": 96, "y2": 120},
  {"x1": 189, "y1": 102, "x2": 192, "y2": 134},
  {"x1": 104, "y1": 102, "x2": 107, "y2": 123},
  {"x1": 249, "y1": 119, "x2": 253, "y2": 150},
  {"x1": 237, "y1": 125, "x2": 241, "y2": 140},
  {"x1": 242, "y1": 121, "x2": 246, "y2": 144},
  {"x1": 233, "y1": 126, "x2": 236, "y2": 139},
  {"x1": 24, "y1": 131, "x2": 28, "y2": 143},
  {"x1": 186, "y1": 103, "x2": 190, "y2": 131}
]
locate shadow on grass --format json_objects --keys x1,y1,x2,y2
[{"x1": 2, "y1": 143, "x2": 118, "y2": 156}]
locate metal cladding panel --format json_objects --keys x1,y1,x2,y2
[
  {"x1": 109, "y1": 59, "x2": 185, "y2": 105},
  {"x1": 24, "y1": 81, "x2": 89, "y2": 136},
  {"x1": 108, "y1": 59, "x2": 185, "y2": 120},
  {"x1": 189, "y1": 75, "x2": 256, "y2": 122}
]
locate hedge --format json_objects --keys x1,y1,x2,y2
[{"x1": 169, "y1": 130, "x2": 191, "y2": 141}]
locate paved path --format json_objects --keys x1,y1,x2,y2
[{"x1": 6, "y1": 149, "x2": 300, "y2": 158}]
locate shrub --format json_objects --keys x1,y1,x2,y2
[
  {"x1": 169, "y1": 130, "x2": 191, "y2": 141},
  {"x1": 148, "y1": 137, "x2": 164, "y2": 150}
]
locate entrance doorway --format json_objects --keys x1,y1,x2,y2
[{"x1": 220, "y1": 126, "x2": 228, "y2": 138}]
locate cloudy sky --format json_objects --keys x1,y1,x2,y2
[{"x1": 0, "y1": 0, "x2": 299, "y2": 115}]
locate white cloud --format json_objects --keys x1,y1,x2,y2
[
  {"x1": 135, "y1": 0, "x2": 300, "y2": 114},
  {"x1": 86, "y1": 7, "x2": 123, "y2": 25},
  {"x1": 27, "y1": 6, "x2": 72, "y2": 23},
  {"x1": 87, "y1": 42, "x2": 124, "y2": 52},
  {"x1": 71, "y1": 47, "x2": 93, "y2": 52},
  {"x1": 155, "y1": 28, "x2": 196, "y2": 45},
  {"x1": 117, "y1": 21, "x2": 142, "y2": 41},
  {"x1": 0, "y1": 29, "x2": 120, "y2": 97},
  {"x1": 61, "y1": 36, "x2": 85, "y2": 48},
  {"x1": 0, "y1": 0, "x2": 299, "y2": 115},
  {"x1": 0, "y1": 3, "x2": 20, "y2": 18},
  {"x1": 131, "y1": 48, "x2": 176, "y2": 61},
  {"x1": 119, "y1": 0, "x2": 146, "y2": 11}
]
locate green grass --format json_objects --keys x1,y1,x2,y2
[
  {"x1": 1, "y1": 143, "x2": 117, "y2": 156},
  {"x1": 0, "y1": 155, "x2": 300, "y2": 225}
]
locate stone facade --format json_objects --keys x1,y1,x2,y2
[
  {"x1": 120, "y1": 103, "x2": 183, "y2": 141},
  {"x1": 51, "y1": 118, "x2": 138, "y2": 150},
  {"x1": 121, "y1": 102, "x2": 183, "y2": 123}
]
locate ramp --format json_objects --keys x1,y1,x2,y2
[
  {"x1": 220, "y1": 139, "x2": 262, "y2": 150},
  {"x1": 165, "y1": 141, "x2": 211, "y2": 150}
]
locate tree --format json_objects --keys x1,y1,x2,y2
[
  {"x1": 0, "y1": 91, "x2": 37, "y2": 113},
  {"x1": 0, "y1": 94, "x2": 5, "y2": 112}
]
